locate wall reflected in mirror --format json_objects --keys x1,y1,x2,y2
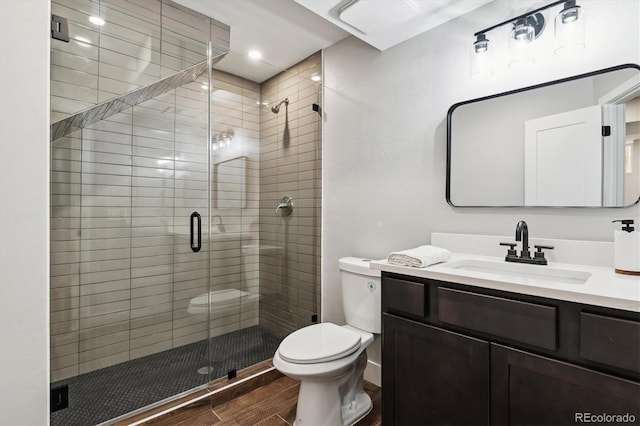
[{"x1": 447, "y1": 64, "x2": 640, "y2": 207}]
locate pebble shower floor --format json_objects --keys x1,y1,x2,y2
[{"x1": 50, "y1": 326, "x2": 282, "y2": 426}]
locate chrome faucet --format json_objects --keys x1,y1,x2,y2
[{"x1": 500, "y1": 220, "x2": 554, "y2": 265}]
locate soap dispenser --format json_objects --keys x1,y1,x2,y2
[{"x1": 612, "y1": 220, "x2": 640, "y2": 275}]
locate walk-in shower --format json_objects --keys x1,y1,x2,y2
[{"x1": 49, "y1": 30, "x2": 322, "y2": 422}]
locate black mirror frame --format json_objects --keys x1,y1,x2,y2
[{"x1": 446, "y1": 63, "x2": 640, "y2": 208}]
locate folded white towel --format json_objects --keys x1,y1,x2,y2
[{"x1": 387, "y1": 245, "x2": 451, "y2": 268}]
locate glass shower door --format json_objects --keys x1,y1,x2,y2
[
  {"x1": 50, "y1": 63, "x2": 214, "y2": 425},
  {"x1": 169, "y1": 71, "x2": 213, "y2": 380}
]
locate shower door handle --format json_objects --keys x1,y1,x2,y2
[{"x1": 190, "y1": 212, "x2": 201, "y2": 253}]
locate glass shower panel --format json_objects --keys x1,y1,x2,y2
[
  {"x1": 130, "y1": 92, "x2": 176, "y2": 363},
  {"x1": 258, "y1": 57, "x2": 322, "y2": 339},
  {"x1": 50, "y1": 124, "x2": 84, "y2": 383},
  {"x1": 79, "y1": 108, "x2": 134, "y2": 377},
  {"x1": 171, "y1": 75, "x2": 212, "y2": 374},
  {"x1": 207, "y1": 70, "x2": 262, "y2": 375},
  {"x1": 202, "y1": 51, "x2": 323, "y2": 378}
]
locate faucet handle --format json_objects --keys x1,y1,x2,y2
[
  {"x1": 499, "y1": 242, "x2": 517, "y2": 257},
  {"x1": 534, "y1": 245, "x2": 554, "y2": 261},
  {"x1": 275, "y1": 196, "x2": 293, "y2": 216}
]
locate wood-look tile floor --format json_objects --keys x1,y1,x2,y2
[{"x1": 145, "y1": 375, "x2": 382, "y2": 426}]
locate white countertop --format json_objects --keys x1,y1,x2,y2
[{"x1": 370, "y1": 254, "x2": 640, "y2": 312}]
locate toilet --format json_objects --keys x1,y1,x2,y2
[{"x1": 273, "y1": 257, "x2": 380, "y2": 426}]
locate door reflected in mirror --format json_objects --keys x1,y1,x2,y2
[{"x1": 447, "y1": 64, "x2": 640, "y2": 207}]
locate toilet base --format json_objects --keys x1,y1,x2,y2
[
  {"x1": 291, "y1": 352, "x2": 371, "y2": 426},
  {"x1": 341, "y1": 391, "x2": 372, "y2": 426},
  {"x1": 294, "y1": 387, "x2": 372, "y2": 426}
]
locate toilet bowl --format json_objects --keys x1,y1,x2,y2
[{"x1": 273, "y1": 257, "x2": 381, "y2": 426}]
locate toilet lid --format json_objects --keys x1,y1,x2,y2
[{"x1": 278, "y1": 323, "x2": 361, "y2": 364}]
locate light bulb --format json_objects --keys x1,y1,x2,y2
[
  {"x1": 554, "y1": 1, "x2": 585, "y2": 55},
  {"x1": 470, "y1": 34, "x2": 493, "y2": 79},
  {"x1": 511, "y1": 18, "x2": 535, "y2": 44}
]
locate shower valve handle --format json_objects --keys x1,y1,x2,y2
[{"x1": 275, "y1": 197, "x2": 293, "y2": 216}]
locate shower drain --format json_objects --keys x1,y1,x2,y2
[{"x1": 197, "y1": 366, "x2": 214, "y2": 375}]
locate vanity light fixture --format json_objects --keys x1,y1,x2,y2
[
  {"x1": 212, "y1": 130, "x2": 234, "y2": 151},
  {"x1": 470, "y1": 0, "x2": 585, "y2": 78}
]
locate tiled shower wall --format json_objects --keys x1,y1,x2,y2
[
  {"x1": 51, "y1": 0, "x2": 229, "y2": 122},
  {"x1": 259, "y1": 52, "x2": 322, "y2": 336}
]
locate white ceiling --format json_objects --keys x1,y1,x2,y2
[
  {"x1": 174, "y1": 0, "x2": 349, "y2": 82},
  {"x1": 295, "y1": 0, "x2": 494, "y2": 51},
  {"x1": 174, "y1": 0, "x2": 495, "y2": 82}
]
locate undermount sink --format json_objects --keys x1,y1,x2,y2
[{"x1": 440, "y1": 259, "x2": 592, "y2": 285}]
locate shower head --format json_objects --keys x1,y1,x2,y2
[{"x1": 271, "y1": 98, "x2": 289, "y2": 114}]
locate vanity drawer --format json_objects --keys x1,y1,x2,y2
[
  {"x1": 383, "y1": 277, "x2": 427, "y2": 317},
  {"x1": 437, "y1": 287, "x2": 557, "y2": 351},
  {"x1": 580, "y1": 312, "x2": 640, "y2": 374}
]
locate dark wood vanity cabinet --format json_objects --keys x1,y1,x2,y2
[
  {"x1": 383, "y1": 314, "x2": 489, "y2": 425},
  {"x1": 381, "y1": 272, "x2": 640, "y2": 426},
  {"x1": 491, "y1": 344, "x2": 640, "y2": 426}
]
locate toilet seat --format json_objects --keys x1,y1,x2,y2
[{"x1": 278, "y1": 323, "x2": 361, "y2": 364}]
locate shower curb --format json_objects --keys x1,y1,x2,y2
[{"x1": 107, "y1": 360, "x2": 280, "y2": 426}]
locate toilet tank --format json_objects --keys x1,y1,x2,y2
[{"x1": 339, "y1": 257, "x2": 381, "y2": 334}]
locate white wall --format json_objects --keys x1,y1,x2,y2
[
  {"x1": 0, "y1": 0, "x2": 50, "y2": 424},
  {"x1": 321, "y1": 0, "x2": 640, "y2": 372}
]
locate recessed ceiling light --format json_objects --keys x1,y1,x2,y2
[
  {"x1": 247, "y1": 50, "x2": 262, "y2": 60},
  {"x1": 89, "y1": 16, "x2": 105, "y2": 26},
  {"x1": 311, "y1": 75, "x2": 321, "y2": 82},
  {"x1": 201, "y1": 84, "x2": 208, "y2": 90}
]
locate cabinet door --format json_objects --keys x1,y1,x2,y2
[
  {"x1": 382, "y1": 314, "x2": 490, "y2": 426},
  {"x1": 491, "y1": 344, "x2": 640, "y2": 426}
]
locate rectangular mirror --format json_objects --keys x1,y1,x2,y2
[
  {"x1": 213, "y1": 156, "x2": 247, "y2": 209},
  {"x1": 447, "y1": 64, "x2": 640, "y2": 207}
]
